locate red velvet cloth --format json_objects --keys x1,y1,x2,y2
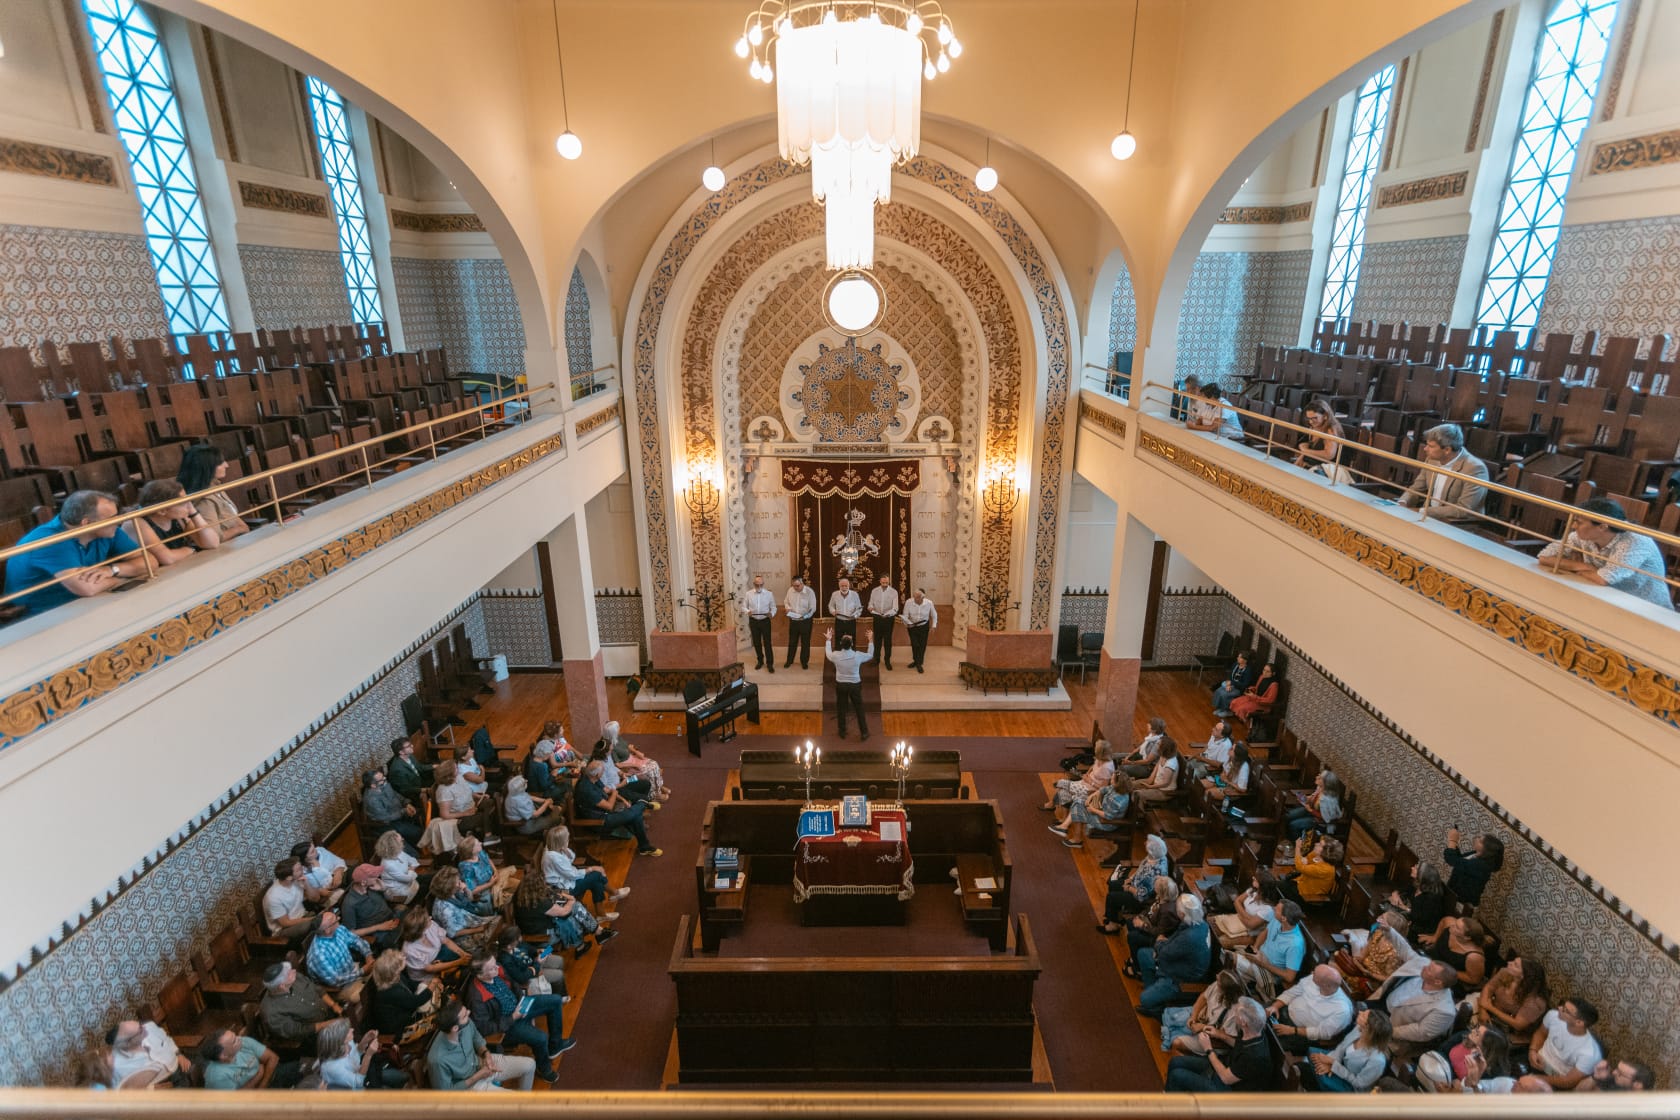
[{"x1": 793, "y1": 807, "x2": 915, "y2": 901}]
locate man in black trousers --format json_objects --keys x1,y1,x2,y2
[
  {"x1": 867, "y1": 573, "x2": 900, "y2": 670},
  {"x1": 824, "y1": 628, "x2": 874, "y2": 741}
]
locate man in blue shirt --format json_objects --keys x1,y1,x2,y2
[
  {"x1": 3, "y1": 490, "x2": 145, "y2": 615},
  {"x1": 305, "y1": 910, "x2": 372, "y2": 989},
  {"x1": 1232, "y1": 899, "x2": 1307, "y2": 998}
]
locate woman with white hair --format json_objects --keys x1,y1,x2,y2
[
  {"x1": 1100, "y1": 834, "x2": 1171, "y2": 934},
  {"x1": 600, "y1": 721, "x2": 669, "y2": 800},
  {"x1": 502, "y1": 774, "x2": 561, "y2": 835},
  {"x1": 1136, "y1": 894, "x2": 1213, "y2": 1017}
]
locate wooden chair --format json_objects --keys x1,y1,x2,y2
[{"x1": 195, "y1": 922, "x2": 265, "y2": 1008}]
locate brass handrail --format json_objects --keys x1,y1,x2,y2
[{"x1": 0, "y1": 387, "x2": 561, "y2": 605}]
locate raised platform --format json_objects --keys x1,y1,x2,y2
[{"x1": 632, "y1": 646, "x2": 1071, "y2": 712}]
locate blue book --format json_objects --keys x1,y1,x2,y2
[
  {"x1": 797, "y1": 809, "x2": 836, "y2": 839},
  {"x1": 840, "y1": 795, "x2": 870, "y2": 828}
]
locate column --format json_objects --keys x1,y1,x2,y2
[
  {"x1": 1092, "y1": 512, "x2": 1154, "y2": 748},
  {"x1": 543, "y1": 514, "x2": 610, "y2": 748}
]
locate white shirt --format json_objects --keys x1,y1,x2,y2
[
  {"x1": 1203, "y1": 735, "x2": 1233, "y2": 767},
  {"x1": 1535, "y1": 1010, "x2": 1602, "y2": 1078},
  {"x1": 110, "y1": 1022, "x2": 181, "y2": 1087},
  {"x1": 867, "y1": 585, "x2": 900, "y2": 617},
  {"x1": 783, "y1": 585, "x2": 817, "y2": 619},
  {"x1": 319, "y1": 1044, "x2": 366, "y2": 1090},
  {"x1": 1276, "y1": 977, "x2": 1354, "y2": 1040},
  {"x1": 825, "y1": 640, "x2": 874, "y2": 682},
  {"x1": 901, "y1": 597, "x2": 937, "y2": 627},
  {"x1": 742, "y1": 587, "x2": 776, "y2": 618},
  {"x1": 263, "y1": 880, "x2": 306, "y2": 933},
  {"x1": 829, "y1": 589, "x2": 862, "y2": 619}
]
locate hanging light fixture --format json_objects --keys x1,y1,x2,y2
[
  {"x1": 736, "y1": 2, "x2": 961, "y2": 270},
  {"x1": 551, "y1": 0, "x2": 583, "y2": 159},
  {"x1": 702, "y1": 137, "x2": 726, "y2": 192},
  {"x1": 1110, "y1": 0, "x2": 1139, "y2": 161},
  {"x1": 975, "y1": 137, "x2": 998, "y2": 192}
]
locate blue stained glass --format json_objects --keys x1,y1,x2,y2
[
  {"x1": 305, "y1": 77, "x2": 385, "y2": 326},
  {"x1": 1475, "y1": 0, "x2": 1620, "y2": 334},
  {"x1": 1318, "y1": 65, "x2": 1397, "y2": 323},
  {"x1": 83, "y1": 0, "x2": 230, "y2": 351}
]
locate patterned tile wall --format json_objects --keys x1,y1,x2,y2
[
  {"x1": 1148, "y1": 591, "x2": 1226, "y2": 667},
  {"x1": 1058, "y1": 590, "x2": 1108, "y2": 635},
  {"x1": 1107, "y1": 262, "x2": 1138, "y2": 365},
  {"x1": 392, "y1": 256, "x2": 527, "y2": 376},
  {"x1": 1174, "y1": 249, "x2": 1310, "y2": 387},
  {"x1": 1350, "y1": 235, "x2": 1467, "y2": 328},
  {"x1": 0, "y1": 597, "x2": 490, "y2": 1086},
  {"x1": 564, "y1": 265, "x2": 592, "y2": 376},
  {"x1": 0, "y1": 224, "x2": 168, "y2": 354},
  {"x1": 480, "y1": 590, "x2": 552, "y2": 667},
  {"x1": 1537, "y1": 215, "x2": 1680, "y2": 344},
  {"x1": 594, "y1": 591, "x2": 647, "y2": 661},
  {"x1": 237, "y1": 244, "x2": 352, "y2": 331},
  {"x1": 1211, "y1": 595, "x2": 1680, "y2": 1074}
]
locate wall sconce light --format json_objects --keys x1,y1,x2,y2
[
  {"x1": 683, "y1": 465, "x2": 722, "y2": 527},
  {"x1": 982, "y1": 464, "x2": 1021, "y2": 525}
]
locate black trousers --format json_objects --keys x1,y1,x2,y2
[
  {"x1": 834, "y1": 680, "x2": 868, "y2": 736},
  {"x1": 833, "y1": 616, "x2": 858, "y2": 644},
  {"x1": 747, "y1": 616, "x2": 774, "y2": 667},
  {"x1": 906, "y1": 622, "x2": 930, "y2": 667},
  {"x1": 785, "y1": 617, "x2": 813, "y2": 667},
  {"x1": 871, "y1": 615, "x2": 895, "y2": 666}
]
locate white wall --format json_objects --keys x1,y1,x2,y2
[
  {"x1": 1062, "y1": 474, "x2": 1119, "y2": 589},
  {"x1": 585, "y1": 475, "x2": 641, "y2": 590}
]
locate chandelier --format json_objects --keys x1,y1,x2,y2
[{"x1": 736, "y1": 2, "x2": 961, "y2": 270}]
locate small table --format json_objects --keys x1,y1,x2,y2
[{"x1": 794, "y1": 804, "x2": 914, "y2": 924}]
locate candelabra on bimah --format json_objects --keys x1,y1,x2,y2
[
  {"x1": 678, "y1": 581, "x2": 735, "y2": 631},
  {"x1": 965, "y1": 583, "x2": 1020, "y2": 631},
  {"x1": 800, "y1": 739, "x2": 821, "y2": 807},
  {"x1": 889, "y1": 740, "x2": 914, "y2": 806}
]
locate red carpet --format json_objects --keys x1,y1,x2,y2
[{"x1": 555, "y1": 733, "x2": 1161, "y2": 1091}]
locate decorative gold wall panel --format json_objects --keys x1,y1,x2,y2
[
  {"x1": 1375, "y1": 170, "x2": 1468, "y2": 209},
  {"x1": 0, "y1": 139, "x2": 117, "y2": 187},
  {"x1": 238, "y1": 181, "x2": 329, "y2": 217},
  {"x1": 1079, "y1": 399, "x2": 1127, "y2": 440},
  {"x1": 390, "y1": 210, "x2": 488, "y2": 234},
  {"x1": 1217, "y1": 203, "x2": 1311, "y2": 225},
  {"x1": 1589, "y1": 128, "x2": 1680, "y2": 175},
  {"x1": 575, "y1": 401, "x2": 621, "y2": 437}
]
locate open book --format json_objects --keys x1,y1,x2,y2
[
  {"x1": 972, "y1": 876, "x2": 997, "y2": 891},
  {"x1": 878, "y1": 820, "x2": 903, "y2": 842}
]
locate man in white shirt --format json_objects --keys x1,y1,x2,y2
[
  {"x1": 263, "y1": 858, "x2": 317, "y2": 942},
  {"x1": 741, "y1": 574, "x2": 777, "y2": 672},
  {"x1": 1193, "y1": 720, "x2": 1234, "y2": 778},
  {"x1": 1374, "y1": 960, "x2": 1457, "y2": 1054},
  {"x1": 1521, "y1": 998, "x2": 1604, "y2": 1091},
  {"x1": 108, "y1": 1019, "x2": 191, "y2": 1088},
  {"x1": 828, "y1": 577, "x2": 862, "y2": 645},
  {"x1": 782, "y1": 576, "x2": 817, "y2": 669},
  {"x1": 867, "y1": 574, "x2": 901, "y2": 670},
  {"x1": 824, "y1": 628, "x2": 875, "y2": 740},
  {"x1": 900, "y1": 589, "x2": 937, "y2": 672},
  {"x1": 1267, "y1": 965, "x2": 1354, "y2": 1054}
]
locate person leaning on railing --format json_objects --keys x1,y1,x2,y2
[
  {"x1": 1, "y1": 490, "x2": 149, "y2": 616},
  {"x1": 1185, "y1": 383, "x2": 1245, "y2": 441},
  {"x1": 126, "y1": 479, "x2": 219, "y2": 571},
  {"x1": 1400, "y1": 424, "x2": 1489, "y2": 523},
  {"x1": 1536, "y1": 498, "x2": 1676, "y2": 611},
  {"x1": 177, "y1": 443, "x2": 250, "y2": 543}
]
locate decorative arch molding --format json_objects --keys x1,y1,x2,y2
[{"x1": 622, "y1": 148, "x2": 1075, "y2": 632}]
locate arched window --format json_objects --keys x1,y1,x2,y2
[
  {"x1": 564, "y1": 266, "x2": 594, "y2": 378},
  {"x1": 1317, "y1": 65, "x2": 1398, "y2": 323},
  {"x1": 305, "y1": 77, "x2": 385, "y2": 326},
  {"x1": 83, "y1": 0, "x2": 231, "y2": 348},
  {"x1": 1475, "y1": 0, "x2": 1620, "y2": 333}
]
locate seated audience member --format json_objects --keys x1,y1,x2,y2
[
  {"x1": 465, "y1": 954, "x2": 576, "y2": 1083},
  {"x1": 1268, "y1": 964, "x2": 1355, "y2": 1054},
  {"x1": 1401, "y1": 423, "x2": 1489, "y2": 522},
  {"x1": 495, "y1": 923, "x2": 569, "y2": 996},
  {"x1": 317, "y1": 1018, "x2": 408, "y2": 1090},
  {"x1": 1576, "y1": 1057, "x2": 1657, "y2": 1092},
  {"x1": 1418, "y1": 915, "x2": 1490, "y2": 993},
  {"x1": 1538, "y1": 497, "x2": 1675, "y2": 610},
  {"x1": 1168, "y1": 969, "x2": 1246, "y2": 1057},
  {"x1": 1044, "y1": 740, "x2": 1115, "y2": 811},
  {"x1": 1125, "y1": 876, "x2": 1182, "y2": 956},
  {"x1": 542, "y1": 825, "x2": 625, "y2": 914},
  {"x1": 259, "y1": 960, "x2": 340, "y2": 1048},
  {"x1": 1372, "y1": 960, "x2": 1458, "y2": 1054},
  {"x1": 1425, "y1": 1021, "x2": 1513, "y2": 1093},
  {"x1": 1228, "y1": 662, "x2": 1279, "y2": 723},
  {"x1": 1301, "y1": 1007, "x2": 1392, "y2": 1092},
  {"x1": 368, "y1": 948, "x2": 439, "y2": 1039},
  {"x1": 428, "y1": 867, "x2": 496, "y2": 949},
  {"x1": 524, "y1": 741, "x2": 568, "y2": 802},
  {"x1": 292, "y1": 839, "x2": 347, "y2": 902},
  {"x1": 575, "y1": 759, "x2": 661, "y2": 857},
  {"x1": 1518, "y1": 998, "x2": 1604, "y2": 1092},
  {"x1": 106, "y1": 1018, "x2": 192, "y2": 1089},
  {"x1": 1195, "y1": 720, "x2": 1235, "y2": 775},
  {"x1": 262, "y1": 858, "x2": 318, "y2": 943},
  {"x1": 1211, "y1": 652, "x2": 1256, "y2": 716},
  {"x1": 306, "y1": 910, "x2": 373, "y2": 990},
  {"x1": 1331, "y1": 910, "x2": 1413, "y2": 998},
  {"x1": 1442, "y1": 828, "x2": 1504, "y2": 909},
  {"x1": 1164, "y1": 998, "x2": 1275, "y2": 1092},
  {"x1": 1122, "y1": 719, "x2": 1167, "y2": 779},
  {"x1": 3, "y1": 490, "x2": 149, "y2": 615},
  {"x1": 1231, "y1": 899, "x2": 1307, "y2": 999},
  {"x1": 1388, "y1": 861, "x2": 1447, "y2": 943},
  {"x1": 454, "y1": 834, "x2": 507, "y2": 912},
  {"x1": 1206, "y1": 742, "x2": 1251, "y2": 806},
  {"x1": 127, "y1": 479, "x2": 220, "y2": 565},
  {"x1": 1099, "y1": 834, "x2": 1170, "y2": 933},
  {"x1": 1063, "y1": 768, "x2": 1132, "y2": 847},
  {"x1": 434, "y1": 760, "x2": 496, "y2": 840},
  {"x1": 1135, "y1": 895, "x2": 1212, "y2": 1017},
  {"x1": 1290, "y1": 836, "x2": 1342, "y2": 905},
  {"x1": 399, "y1": 905, "x2": 470, "y2": 982},
  {"x1": 1136, "y1": 737, "x2": 1182, "y2": 804},
  {"x1": 361, "y1": 768, "x2": 423, "y2": 850},
  {"x1": 427, "y1": 997, "x2": 536, "y2": 1092},
  {"x1": 1471, "y1": 956, "x2": 1549, "y2": 1047},
  {"x1": 177, "y1": 443, "x2": 250, "y2": 543},
  {"x1": 1285, "y1": 769, "x2": 1343, "y2": 840},
  {"x1": 589, "y1": 739, "x2": 654, "y2": 807},
  {"x1": 375, "y1": 830, "x2": 421, "y2": 904},
  {"x1": 341, "y1": 864, "x2": 400, "y2": 948},
  {"x1": 1293, "y1": 396, "x2": 1346, "y2": 476},
  {"x1": 453, "y1": 742, "x2": 489, "y2": 796},
  {"x1": 503, "y1": 774, "x2": 561, "y2": 835},
  {"x1": 513, "y1": 873, "x2": 614, "y2": 959},
  {"x1": 198, "y1": 1028, "x2": 295, "y2": 1090},
  {"x1": 386, "y1": 737, "x2": 431, "y2": 803},
  {"x1": 1185, "y1": 382, "x2": 1245, "y2": 440},
  {"x1": 602, "y1": 720, "x2": 669, "y2": 799},
  {"x1": 1212, "y1": 873, "x2": 1284, "y2": 950}
]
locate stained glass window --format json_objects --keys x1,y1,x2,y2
[
  {"x1": 305, "y1": 77, "x2": 385, "y2": 325},
  {"x1": 1475, "y1": 0, "x2": 1619, "y2": 333},
  {"x1": 83, "y1": 0, "x2": 230, "y2": 348},
  {"x1": 1317, "y1": 65, "x2": 1397, "y2": 323}
]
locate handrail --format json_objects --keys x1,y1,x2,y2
[{"x1": 0, "y1": 386, "x2": 563, "y2": 610}]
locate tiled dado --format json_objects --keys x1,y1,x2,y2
[
  {"x1": 1138, "y1": 431, "x2": 1680, "y2": 731},
  {"x1": 0, "y1": 431, "x2": 565, "y2": 753}
]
